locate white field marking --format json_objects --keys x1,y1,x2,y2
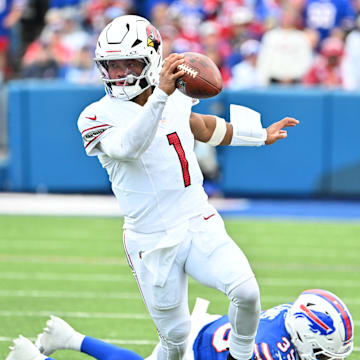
[
  {"x1": 1, "y1": 272, "x2": 360, "y2": 289},
  {"x1": 1, "y1": 289, "x2": 360, "y2": 307},
  {"x1": 258, "y1": 278, "x2": 360, "y2": 288},
  {"x1": 246, "y1": 249, "x2": 360, "y2": 259},
  {"x1": 0, "y1": 255, "x2": 128, "y2": 266},
  {"x1": 253, "y1": 263, "x2": 360, "y2": 273},
  {"x1": 0, "y1": 336, "x2": 357, "y2": 354},
  {"x1": 0, "y1": 310, "x2": 151, "y2": 320},
  {"x1": 0, "y1": 290, "x2": 141, "y2": 300},
  {"x1": 2, "y1": 236, "x2": 360, "y2": 253},
  {"x1": 0, "y1": 272, "x2": 131, "y2": 282},
  {"x1": 239, "y1": 239, "x2": 360, "y2": 247},
  {"x1": 258, "y1": 296, "x2": 360, "y2": 306},
  {"x1": 0, "y1": 310, "x2": 358, "y2": 326},
  {"x1": 0, "y1": 241, "x2": 90, "y2": 250},
  {"x1": 0, "y1": 337, "x2": 357, "y2": 352},
  {"x1": 0, "y1": 336, "x2": 157, "y2": 345},
  {"x1": 2, "y1": 256, "x2": 359, "y2": 273},
  {"x1": 2, "y1": 241, "x2": 360, "y2": 259},
  {"x1": 0, "y1": 242, "x2": 122, "y2": 252}
]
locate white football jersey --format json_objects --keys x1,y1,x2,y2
[{"x1": 78, "y1": 90, "x2": 208, "y2": 233}]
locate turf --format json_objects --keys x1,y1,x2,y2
[{"x1": 0, "y1": 215, "x2": 359, "y2": 360}]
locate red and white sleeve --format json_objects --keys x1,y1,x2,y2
[{"x1": 78, "y1": 114, "x2": 113, "y2": 156}]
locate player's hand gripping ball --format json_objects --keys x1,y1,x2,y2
[{"x1": 175, "y1": 52, "x2": 223, "y2": 99}]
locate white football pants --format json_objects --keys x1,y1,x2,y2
[{"x1": 123, "y1": 208, "x2": 260, "y2": 360}]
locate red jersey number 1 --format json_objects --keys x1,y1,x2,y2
[{"x1": 167, "y1": 132, "x2": 191, "y2": 187}]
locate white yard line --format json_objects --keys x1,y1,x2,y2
[
  {"x1": 247, "y1": 249, "x2": 360, "y2": 259},
  {"x1": 1, "y1": 289, "x2": 360, "y2": 307},
  {"x1": 0, "y1": 290, "x2": 141, "y2": 300},
  {"x1": 0, "y1": 310, "x2": 150, "y2": 319},
  {"x1": 0, "y1": 255, "x2": 127, "y2": 266},
  {"x1": 1, "y1": 256, "x2": 360, "y2": 273},
  {"x1": 0, "y1": 310, "x2": 358, "y2": 327},
  {"x1": 2, "y1": 241, "x2": 360, "y2": 259},
  {"x1": 0, "y1": 272, "x2": 130, "y2": 282},
  {"x1": 259, "y1": 278, "x2": 360, "y2": 288},
  {"x1": 0, "y1": 309, "x2": 358, "y2": 323},
  {"x1": 1, "y1": 271, "x2": 359, "y2": 288},
  {"x1": 0, "y1": 336, "x2": 156, "y2": 345},
  {"x1": 254, "y1": 263, "x2": 360, "y2": 272},
  {"x1": 0, "y1": 338, "x2": 358, "y2": 352}
]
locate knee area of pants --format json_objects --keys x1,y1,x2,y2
[
  {"x1": 160, "y1": 319, "x2": 191, "y2": 344},
  {"x1": 229, "y1": 281, "x2": 260, "y2": 308}
]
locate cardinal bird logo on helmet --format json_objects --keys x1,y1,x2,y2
[{"x1": 146, "y1": 24, "x2": 161, "y2": 52}]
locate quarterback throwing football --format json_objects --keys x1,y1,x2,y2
[{"x1": 76, "y1": 14, "x2": 298, "y2": 360}]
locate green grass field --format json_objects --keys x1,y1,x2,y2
[{"x1": 0, "y1": 215, "x2": 359, "y2": 360}]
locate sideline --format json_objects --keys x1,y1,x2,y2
[
  {"x1": 0, "y1": 193, "x2": 248, "y2": 217},
  {"x1": 0, "y1": 193, "x2": 359, "y2": 220}
]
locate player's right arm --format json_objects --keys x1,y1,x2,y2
[
  {"x1": 78, "y1": 54, "x2": 185, "y2": 161},
  {"x1": 78, "y1": 91, "x2": 169, "y2": 161},
  {"x1": 96, "y1": 88, "x2": 168, "y2": 161}
]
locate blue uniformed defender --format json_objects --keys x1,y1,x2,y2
[
  {"x1": 193, "y1": 304, "x2": 298, "y2": 360},
  {"x1": 6, "y1": 289, "x2": 354, "y2": 360}
]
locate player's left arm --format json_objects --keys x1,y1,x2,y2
[
  {"x1": 190, "y1": 112, "x2": 232, "y2": 145},
  {"x1": 190, "y1": 112, "x2": 299, "y2": 146}
]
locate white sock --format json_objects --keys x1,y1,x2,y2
[
  {"x1": 35, "y1": 354, "x2": 48, "y2": 360},
  {"x1": 228, "y1": 278, "x2": 261, "y2": 360},
  {"x1": 66, "y1": 331, "x2": 85, "y2": 351}
]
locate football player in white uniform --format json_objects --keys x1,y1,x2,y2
[
  {"x1": 76, "y1": 14, "x2": 299, "y2": 360},
  {"x1": 6, "y1": 289, "x2": 354, "y2": 360}
]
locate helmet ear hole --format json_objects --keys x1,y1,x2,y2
[
  {"x1": 296, "y1": 331, "x2": 303, "y2": 342},
  {"x1": 139, "y1": 78, "x2": 149, "y2": 89}
]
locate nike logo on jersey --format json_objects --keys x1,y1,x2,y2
[
  {"x1": 204, "y1": 213, "x2": 215, "y2": 221},
  {"x1": 86, "y1": 115, "x2": 97, "y2": 121}
]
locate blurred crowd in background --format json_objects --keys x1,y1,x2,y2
[{"x1": 2, "y1": 0, "x2": 360, "y2": 89}]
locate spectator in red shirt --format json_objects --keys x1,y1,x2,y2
[
  {"x1": 302, "y1": 36, "x2": 345, "y2": 87},
  {"x1": 22, "y1": 27, "x2": 72, "y2": 69}
]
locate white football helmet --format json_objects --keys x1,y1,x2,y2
[
  {"x1": 285, "y1": 289, "x2": 354, "y2": 360},
  {"x1": 95, "y1": 15, "x2": 162, "y2": 100}
]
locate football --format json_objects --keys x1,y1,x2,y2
[{"x1": 176, "y1": 52, "x2": 223, "y2": 99}]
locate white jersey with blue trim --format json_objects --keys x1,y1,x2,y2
[
  {"x1": 78, "y1": 89, "x2": 207, "y2": 233},
  {"x1": 193, "y1": 304, "x2": 299, "y2": 360}
]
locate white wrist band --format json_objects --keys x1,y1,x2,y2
[
  {"x1": 229, "y1": 104, "x2": 267, "y2": 146},
  {"x1": 207, "y1": 116, "x2": 227, "y2": 146}
]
